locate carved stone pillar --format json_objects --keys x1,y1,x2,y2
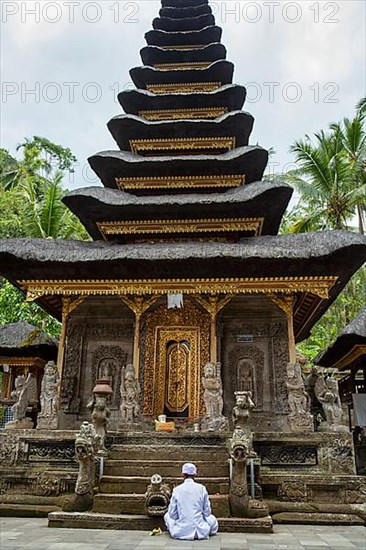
[{"x1": 268, "y1": 294, "x2": 295, "y2": 364}]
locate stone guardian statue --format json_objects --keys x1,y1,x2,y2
[
  {"x1": 201, "y1": 362, "x2": 228, "y2": 432},
  {"x1": 315, "y1": 373, "x2": 348, "y2": 432},
  {"x1": 38, "y1": 361, "x2": 60, "y2": 430},
  {"x1": 285, "y1": 362, "x2": 313, "y2": 432},
  {"x1": 120, "y1": 364, "x2": 140, "y2": 425},
  {"x1": 63, "y1": 421, "x2": 100, "y2": 512},
  {"x1": 6, "y1": 373, "x2": 37, "y2": 430}
]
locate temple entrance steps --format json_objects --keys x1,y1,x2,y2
[{"x1": 93, "y1": 432, "x2": 231, "y2": 518}]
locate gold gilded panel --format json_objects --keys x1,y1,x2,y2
[
  {"x1": 146, "y1": 82, "x2": 221, "y2": 94},
  {"x1": 139, "y1": 107, "x2": 227, "y2": 121},
  {"x1": 96, "y1": 217, "x2": 264, "y2": 238},
  {"x1": 20, "y1": 276, "x2": 338, "y2": 302},
  {"x1": 115, "y1": 174, "x2": 244, "y2": 190},
  {"x1": 153, "y1": 62, "x2": 211, "y2": 70},
  {"x1": 143, "y1": 299, "x2": 210, "y2": 419},
  {"x1": 129, "y1": 136, "x2": 235, "y2": 154}
]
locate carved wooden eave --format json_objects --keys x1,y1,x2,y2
[
  {"x1": 96, "y1": 217, "x2": 264, "y2": 241},
  {"x1": 107, "y1": 111, "x2": 253, "y2": 152},
  {"x1": 140, "y1": 43, "x2": 226, "y2": 66},
  {"x1": 0, "y1": 356, "x2": 45, "y2": 368},
  {"x1": 130, "y1": 59, "x2": 234, "y2": 89},
  {"x1": 62, "y1": 182, "x2": 292, "y2": 240},
  {"x1": 144, "y1": 26, "x2": 222, "y2": 47},
  {"x1": 118, "y1": 84, "x2": 246, "y2": 116},
  {"x1": 88, "y1": 146, "x2": 268, "y2": 189},
  {"x1": 315, "y1": 305, "x2": 366, "y2": 370}
]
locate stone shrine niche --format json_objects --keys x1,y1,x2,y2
[
  {"x1": 91, "y1": 346, "x2": 127, "y2": 408},
  {"x1": 228, "y1": 346, "x2": 264, "y2": 412}
]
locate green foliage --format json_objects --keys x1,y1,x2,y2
[
  {"x1": 280, "y1": 102, "x2": 366, "y2": 234},
  {"x1": 0, "y1": 136, "x2": 87, "y2": 335},
  {"x1": 0, "y1": 138, "x2": 89, "y2": 240},
  {"x1": 0, "y1": 280, "x2": 61, "y2": 338},
  {"x1": 298, "y1": 267, "x2": 366, "y2": 360}
]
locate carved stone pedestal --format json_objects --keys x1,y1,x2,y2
[
  {"x1": 5, "y1": 417, "x2": 34, "y2": 430},
  {"x1": 37, "y1": 416, "x2": 58, "y2": 430}
]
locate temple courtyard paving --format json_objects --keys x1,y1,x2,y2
[{"x1": 0, "y1": 518, "x2": 365, "y2": 550}]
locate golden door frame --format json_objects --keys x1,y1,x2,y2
[{"x1": 142, "y1": 299, "x2": 210, "y2": 419}]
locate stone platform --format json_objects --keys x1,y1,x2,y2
[{"x1": 1, "y1": 429, "x2": 365, "y2": 529}]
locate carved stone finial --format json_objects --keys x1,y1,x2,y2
[
  {"x1": 145, "y1": 473, "x2": 172, "y2": 517},
  {"x1": 201, "y1": 362, "x2": 228, "y2": 432},
  {"x1": 285, "y1": 362, "x2": 314, "y2": 432},
  {"x1": 38, "y1": 361, "x2": 60, "y2": 430}
]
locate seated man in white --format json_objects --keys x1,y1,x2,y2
[{"x1": 164, "y1": 462, "x2": 218, "y2": 540}]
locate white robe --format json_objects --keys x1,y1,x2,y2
[{"x1": 164, "y1": 478, "x2": 218, "y2": 540}]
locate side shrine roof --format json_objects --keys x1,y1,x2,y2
[
  {"x1": 315, "y1": 305, "x2": 366, "y2": 369},
  {"x1": 0, "y1": 321, "x2": 58, "y2": 359}
]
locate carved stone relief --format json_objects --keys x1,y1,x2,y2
[
  {"x1": 61, "y1": 323, "x2": 85, "y2": 413},
  {"x1": 91, "y1": 345, "x2": 127, "y2": 408},
  {"x1": 227, "y1": 345, "x2": 265, "y2": 412}
]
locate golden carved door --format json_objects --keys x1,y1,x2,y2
[{"x1": 142, "y1": 300, "x2": 210, "y2": 420}]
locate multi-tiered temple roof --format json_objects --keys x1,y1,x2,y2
[{"x1": 0, "y1": 0, "x2": 365, "y2": 342}]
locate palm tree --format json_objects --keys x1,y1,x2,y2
[{"x1": 283, "y1": 104, "x2": 366, "y2": 234}]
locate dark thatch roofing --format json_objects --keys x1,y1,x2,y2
[
  {"x1": 145, "y1": 26, "x2": 222, "y2": 47},
  {"x1": 0, "y1": 231, "x2": 365, "y2": 341},
  {"x1": 315, "y1": 305, "x2": 366, "y2": 369},
  {"x1": 63, "y1": 181, "x2": 292, "y2": 239},
  {"x1": 0, "y1": 321, "x2": 58, "y2": 359}
]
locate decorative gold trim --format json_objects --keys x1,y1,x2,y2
[
  {"x1": 139, "y1": 107, "x2": 227, "y2": 121},
  {"x1": 129, "y1": 136, "x2": 235, "y2": 154},
  {"x1": 97, "y1": 218, "x2": 263, "y2": 238},
  {"x1": 0, "y1": 357, "x2": 45, "y2": 368},
  {"x1": 115, "y1": 174, "x2": 244, "y2": 190},
  {"x1": 146, "y1": 82, "x2": 221, "y2": 94},
  {"x1": 332, "y1": 344, "x2": 366, "y2": 371},
  {"x1": 159, "y1": 45, "x2": 206, "y2": 50},
  {"x1": 19, "y1": 276, "x2": 338, "y2": 302},
  {"x1": 153, "y1": 62, "x2": 211, "y2": 70}
]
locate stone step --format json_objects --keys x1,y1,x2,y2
[
  {"x1": 48, "y1": 511, "x2": 273, "y2": 533},
  {"x1": 104, "y1": 459, "x2": 229, "y2": 478},
  {"x1": 108, "y1": 444, "x2": 228, "y2": 461},
  {"x1": 93, "y1": 493, "x2": 230, "y2": 518},
  {"x1": 99, "y1": 475, "x2": 229, "y2": 495}
]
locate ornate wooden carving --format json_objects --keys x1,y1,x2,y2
[{"x1": 142, "y1": 299, "x2": 210, "y2": 418}]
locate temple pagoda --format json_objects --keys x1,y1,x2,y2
[
  {"x1": 0, "y1": 0, "x2": 365, "y2": 431},
  {"x1": 1, "y1": 0, "x2": 366, "y2": 526}
]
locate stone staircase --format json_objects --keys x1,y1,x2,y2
[
  {"x1": 48, "y1": 432, "x2": 273, "y2": 532},
  {"x1": 93, "y1": 433, "x2": 230, "y2": 517}
]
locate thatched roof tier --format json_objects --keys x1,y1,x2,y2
[
  {"x1": 130, "y1": 60, "x2": 234, "y2": 89},
  {"x1": 0, "y1": 232, "x2": 365, "y2": 341},
  {"x1": 62, "y1": 181, "x2": 292, "y2": 240},
  {"x1": 153, "y1": 13, "x2": 215, "y2": 32},
  {"x1": 118, "y1": 84, "x2": 246, "y2": 115},
  {"x1": 159, "y1": 3, "x2": 211, "y2": 19},
  {"x1": 107, "y1": 111, "x2": 254, "y2": 152},
  {"x1": 140, "y1": 43, "x2": 226, "y2": 66},
  {"x1": 88, "y1": 146, "x2": 268, "y2": 190},
  {"x1": 145, "y1": 26, "x2": 222, "y2": 47}
]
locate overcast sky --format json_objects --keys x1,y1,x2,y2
[{"x1": 1, "y1": 0, "x2": 365, "y2": 194}]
